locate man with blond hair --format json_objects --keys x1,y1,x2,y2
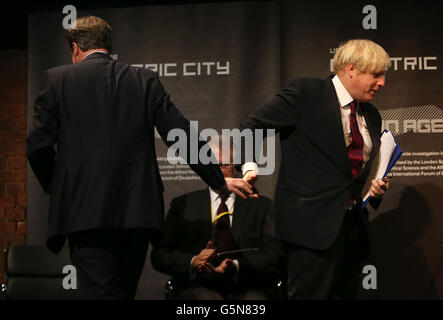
[
  {"x1": 240, "y1": 39, "x2": 391, "y2": 299},
  {"x1": 26, "y1": 16, "x2": 255, "y2": 299}
]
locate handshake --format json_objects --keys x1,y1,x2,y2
[{"x1": 218, "y1": 170, "x2": 258, "y2": 199}]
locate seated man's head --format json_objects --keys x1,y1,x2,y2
[{"x1": 208, "y1": 135, "x2": 237, "y2": 179}]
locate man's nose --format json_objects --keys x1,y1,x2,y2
[{"x1": 377, "y1": 77, "x2": 385, "y2": 87}]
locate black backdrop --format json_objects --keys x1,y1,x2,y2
[{"x1": 27, "y1": 0, "x2": 443, "y2": 299}]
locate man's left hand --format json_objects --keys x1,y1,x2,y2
[
  {"x1": 222, "y1": 177, "x2": 258, "y2": 199},
  {"x1": 369, "y1": 177, "x2": 390, "y2": 198}
]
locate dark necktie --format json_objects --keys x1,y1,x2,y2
[
  {"x1": 213, "y1": 192, "x2": 234, "y2": 253},
  {"x1": 347, "y1": 101, "x2": 364, "y2": 177}
]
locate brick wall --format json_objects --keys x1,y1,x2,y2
[{"x1": 0, "y1": 50, "x2": 27, "y2": 289}]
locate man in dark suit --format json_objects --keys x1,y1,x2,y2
[
  {"x1": 151, "y1": 138, "x2": 283, "y2": 299},
  {"x1": 26, "y1": 16, "x2": 255, "y2": 299},
  {"x1": 240, "y1": 39, "x2": 392, "y2": 299}
]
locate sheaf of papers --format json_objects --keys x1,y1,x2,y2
[{"x1": 362, "y1": 130, "x2": 402, "y2": 207}]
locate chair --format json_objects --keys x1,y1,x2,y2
[
  {"x1": 1, "y1": 245, "x2": 83, "y2": 300},
  {"x1": 164, "y1": 278, "x2": 177, "y2": 300}
]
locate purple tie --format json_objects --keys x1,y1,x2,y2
[
  {"x1": 213, "y1": 192, "x2": 234, "y2": 253},
  {"x1": 347, "y1": 101, "x2": 364, "y2": 177}
]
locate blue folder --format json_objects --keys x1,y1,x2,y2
[{"x1": 362, "y1": 130, "x2": 403, "y2": 208}]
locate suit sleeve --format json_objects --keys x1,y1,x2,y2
[
  {"x1": 240, "y1": 80, "x2": 302, "y2": 132},
  {"x1": 150, "y1": 75, "x2": 225, "y2": 190},
  {"x1": 151, "y1": 197, "x2": 196, "y2": 279},
  {"x1": 239, "y1": 79, "x2": 302, "y2": 167},
  {"x1": 367, "y1": 107, "x2": 384, "y2": 210},
  {"x1": 26, "y1": 72, "x2": 59, "y2": 193},
  {"x1": 237, "y1": 200, "x2": 284, "y2": 285}
]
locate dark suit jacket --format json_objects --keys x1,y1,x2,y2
[
  {"x1": 151, "y1": 189, "x2": 283, "y2": 291},
  {"x1": 26, "y1": 53, "x2": 225, "y2": 253},
  {"x1": 240, "y1": 76, "x2": 382, "y2": 250}
]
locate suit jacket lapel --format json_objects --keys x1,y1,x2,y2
[
  {"x1": 231, "y1": 195, "x2": 247, "y2": 244},
  {"x1": 322, "y1": 77, "x2": 353, "y2": 179},
  {"x1": 361, "y1": 104, "x2": 380, "y2": 162},
  {"x1": 356, "y1": 103, "x2": 380, "y2": 180},
  {"x1": 189, "y1": 189, "x2": 213, "y2": 243}
]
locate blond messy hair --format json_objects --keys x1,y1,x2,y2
[{"x1": 332, "y1": 39, "x2": 391, "y2": 74}]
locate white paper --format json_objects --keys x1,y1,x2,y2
[{"x1": 362, "y1": 131, "x2": 397, "y2": 202}]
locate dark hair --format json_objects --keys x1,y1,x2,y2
[{"x1": 66, "y1": 16, "x2": 112, "y2": 53}]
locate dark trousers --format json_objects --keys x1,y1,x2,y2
[
  {"x1": 68, "y1": 228, "x2": 156, "y2": 300},
  {"x1": 286, "y1": 209, "x2": 377, "y2": 300},
  {"x1": 177, "y1": 282, "x2": 272, "y2": 300}
]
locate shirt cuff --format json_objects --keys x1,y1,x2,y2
[
  {"x1": 241, "y1": 162, "x2": 258, "y2": 176},
  {"x1": 232, "y1": 259, "x2": 240, "y2": 283}
]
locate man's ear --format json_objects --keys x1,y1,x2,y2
[
  {"x1": 345, "y1": 63, "x2": 357, "y2": 79},
  {"x1": 71, "y1": 42, "x2": 79, "y2": 63}
]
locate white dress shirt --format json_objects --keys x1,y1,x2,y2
[
  {"x1": 209, "y1": 188, "x2": 235, "y2": 225},
  {"x1": 83, "y1": 50, "x2": 108, "y2": 59},
  {"x1": 332, "y1": 75, "x2": 372, "y2": 166}
]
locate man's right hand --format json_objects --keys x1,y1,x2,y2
[
  {"x1": 191, "y1": 241, "x2": 216, "y2": 270},
  {"x1": 243, "y1": 170, "x2": 257, "y2": 185}
]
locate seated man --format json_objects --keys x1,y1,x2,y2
[{"x1": 151, "y1": 137, "x2": 283, "y2": 300}]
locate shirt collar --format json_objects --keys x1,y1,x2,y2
[
  {"x1": 209, "y1": 187, "x2": 235, "y2": 202},
  {"x1": 84, "y1": 50, "x2": 108, "y2": 59},
  {"x1": 332, "y1": 75, "x2": 354, "y2": 108}
]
